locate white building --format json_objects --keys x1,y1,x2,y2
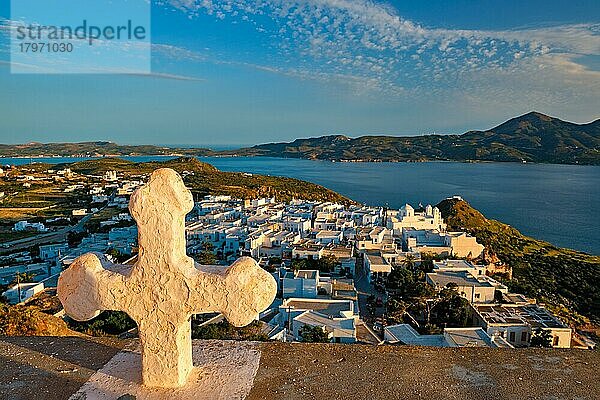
[
  {"x1": 92, "y1": 195, "x2": 109, "y2": 203},
  {"x1": 13, "y1": 221, "x2": 48, "y2": 232},
  {"x1": 104, "y1": 170, "x2": 118, "y2": 181},
  {"x1": 426, "y1": 270, "x2": 508, "y2": 304},
  {"x1": 472, "y1": 302, "x2": 572, "y2": 348},
  {"x1": 403, "y1": 229, "x2": 484, "y2": 258},
  {"x1": 387, "y1": 204, "x2": 446, "y2": 236},
  {"x1": 280, "y1": 269, "x2": 320, "y2": 299},
  {"x1": 384, "y1": 324, "x2": 512, "y2": 348},
  {"x1": 444, "y1": 232, "x2": 485, "y2": 258},
  {"x1": 315, "y1": 230, "x2": 343, "y2": 245},
  {"x1": 433, "y1": 259, "x2": 487, "y2": 276},
  {"x1": 278, "y1": 298, "x2": 357, "y2": 343},
  {"x1": 364, "y1": 252, "x2": 392, "y2": 283},
  {"x1": 2, "y1": 281, "x2": 45, "y2": 304},
  {"x1": 282, "y1": 216, "x2": 311, "y2": 236},
  {"x1": 291, "y1": 240, "x2": 324, "y2": 260},
  {"x1": 39, "y1": 244, "x2": 70, "y2": 262},
  {"x1": 355, "y1": 227, "x2": 394, "y2": 252}
]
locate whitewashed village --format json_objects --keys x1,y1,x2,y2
[{"x1": 0, "y1": 165, "x2": 592, "y2": 350}]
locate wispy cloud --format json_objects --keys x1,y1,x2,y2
[
  {"x1": 125, "y1": 71, "x2": 204, "y2": 81},
  {"x1": 161, "y1": 0, "x2": 599, "y2": 99}
]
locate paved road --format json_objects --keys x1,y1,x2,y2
[
  {"x1": 354, "y1": 255, "x2": 386, "y2": 330},
  {"x1": 0, "y1": 211, "x2": 97, "y2": 255},
  {"x1": 354, "y1": 256, "x2": 387, "y2": 334}
]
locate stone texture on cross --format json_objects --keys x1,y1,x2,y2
[{"x1": 57, "y1": 168, "x2": 277, "y2": 388}]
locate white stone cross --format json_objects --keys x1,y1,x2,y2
[{"x1": 57, "y1": 168, "x2": 277, "y2": 388}]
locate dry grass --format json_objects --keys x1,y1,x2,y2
[{"x1": 0, "y1": 208, "x2": 44, "y2": 220}]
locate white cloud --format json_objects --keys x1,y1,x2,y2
[{"x1": 161, "y1": 0, "x2": 599, "y2": 91}]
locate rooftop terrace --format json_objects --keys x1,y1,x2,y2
[
  {"x1": 284, "y1": 298, "x2": 353, "y2": 317},
  {"x1": 427, "y1": 271, "x2": 495, "y2": 288},
  {"x1": 476, "y1": 304, "x2": 568, "y2": 329}
]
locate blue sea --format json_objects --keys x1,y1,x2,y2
[{"x1": 3, "y1": 156, "x2": 599, "y2": 254}]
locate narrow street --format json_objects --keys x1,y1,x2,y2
[
  {"x1": 354, "y1": 256, "x2": 385, "y2": 331},
  {"x1": 0, "y1": 209, "x2": 100, "y2": 255}
]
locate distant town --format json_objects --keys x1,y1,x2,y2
[{"x1": 0, "y1": 163, "x2": 595, "y2": 350}]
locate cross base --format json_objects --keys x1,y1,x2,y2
[{"x1": 68, "y1": 340, "x2": 262, "y2": 400}]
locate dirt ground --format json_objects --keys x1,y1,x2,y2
[{"x1": 1, "y1": 337, "x2": 599, "y2": 400}]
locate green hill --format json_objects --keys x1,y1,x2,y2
[
  {"x1": 230, "y1": 112, "x2": 600, "y2": 165},
  {"x1": 436, "y1": 198, "x2": 600, "y2": 327},
  {"x1": 65, "y1": 157, "x2": 352, "y2": 204}
]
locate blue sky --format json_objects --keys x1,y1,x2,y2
[{"x1": 0, "y1": 0, "x2": 599, "y2": 146}]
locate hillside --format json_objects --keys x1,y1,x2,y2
[
  {"x1": 2, "y1": 112, "x2": 597, "y2": 165},
  {"x1": 230, "y1": 112, "x2": 600, "y2": 165},
  {"x1": 0, "y1": 141, "x2": 213, "y2": 158},
  {"x1": 436, "y1": 198, "x2": 600, "y2": 327},
  {"x1": 0, "y1": 303, "x2": 77, "y2": 336},
  {"x1": 64, "y1": 157, "x2": 353, "y2": 204}
]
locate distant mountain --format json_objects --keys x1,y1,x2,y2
[
  {"x1": 2, "y1": 112, "x2": 598, "y2": 164},
  {"x1": 229, "y1": 112, "x2": 600, "y2": 165},
  {"x1": 0, "y1": 141, "x2": 213, "y2": 158}
]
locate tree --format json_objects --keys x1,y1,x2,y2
[
  {"x1": 386, "y1": 267, "x2": 414, "y2": 293},
  {"x1": 386, "y1": 298, "x2": 408, "y2": 324},
  {"x1": 107, "y1": 248, "x2": 129, "y2": 263},
  {"x1": 530, "y1": 327, "x2": 553, "y2": 348},
  {"x1": 291, "y1": 255, "x2": 339, "y2": 273},
  {"x1": 402, "y1": 254, "x2": 416, "y2": 272},
  {"x1": 68, "y1": 311, "x2": 136, "y2": 336},
  {"x1": 317, "y1": 255, "x2": 339, "y2": 273},
  {"x1": 430, "y1": 288, "x2": 471, "y2": 328},
  {"x1": 12, "y1": 272, "x2": 35, "y2": 285},
  {"x1": 386, "y1": 268, "x2": 435, "y2": 300},
  {"x1": 299, "y1": 324, "x2": 330, "y2": 343},
  {"x1": 192, "y1": 320, "x2": 268, "y2": 341},
  {"x1": 291, "y1": 258, "x2": 310, "y2": 271},
  {"x1": 67, "y1": 231, "x2": 86, "y2": 247}
]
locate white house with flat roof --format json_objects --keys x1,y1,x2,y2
[
  {"x1": 38, "y1": 244, "x2": 70, "y2": 262},
  {"x1": 2, "y1": 281, "x2": 45, "y2": 304},
  {"x1": 315, "y1": 230, "x2": 344, "y2": 245},
  {"x1": 426, "y1": 270, "x2": 508, "y2": 304},
  {"x1": 13, "y1": 221, "x2": 47, "y2": 232},
  {"x1": 403, "y1": 228, "x2": 451, "y2": 256},
  {"x1": 291, "y1": 239, "x2": 324, "y2": 260},
  {"x1": 282, "y1": 216, "x2": 311, "y2": 236},
  {"x1": 355, "y1": 227, "x2": 395, "y2": 252},
  {"x1": 433, "y1": 259, "x2": 487, "y2": 276},
  {"x1": 444, "y1": 232, "x2": 485, "y2": 258},
  {"x1": 281, "y1": 270, "x2": 320, "y2": 299},
  {"x1": 364, "y1": 252, "x2": 392, "y2": 283},
  {"x1": 403, "y1": 229, "x2": 484, "y2": 258},
  {"x1": 278, "y1": 298, "x2": 357, "y2": 343},
  {"x1": 384, "y1": 324, "x2": 512, "y2": 348},
  {"x1": 472, "y1": 302, "x2": 572, "y2": 348}
]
